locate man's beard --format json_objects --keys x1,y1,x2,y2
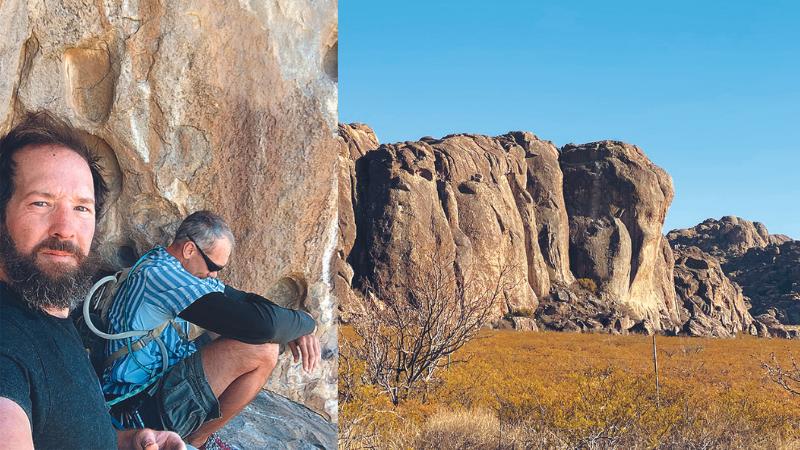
[{"x1": 0, "y1": 226, "x2": 98, "y2": 313}]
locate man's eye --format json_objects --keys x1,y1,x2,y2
[
  {"x1": 75, "y1": 206, "x2": 92, "y2": 213},
  {"x1": 31, "y1": 201, "x2": 49, "y2": 207}
]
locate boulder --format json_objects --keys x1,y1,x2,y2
[
  {"x1": 510, "y1": 316, "x2": 538, "y2": 331},
  {"x1": 752, "y1": 310, "x2": 800, "y2": 339},
  {"x1": 1, "y1": 0, "x2": 338, "y2": 418}
]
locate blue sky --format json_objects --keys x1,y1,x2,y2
[{"x1": 339, "y1": 0, "x2": 800, "y2": 238}]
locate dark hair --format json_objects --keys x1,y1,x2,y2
[
  {"x1": 173, "y1": 210, "x2": 235, "y2": 250},
  {"x1": 0, "y1": 111, "x2": 108, "y2": 222}
]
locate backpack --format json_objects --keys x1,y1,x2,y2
[{"x1": 75, "y1": 253, "x2": 177, "y2": 407}]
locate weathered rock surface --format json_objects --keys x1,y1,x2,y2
[
  {"x1": 669, "y1": 217, "x2": 799, "y2": 338},
  {"x1": 725, "y1": 240, "x2": 800, "y2": 325},
  {"x1": 347, "y1": 133, "x2": 548, "y2": 320},
  {"x1": 499, "y1": 132, "x2": 574, "y2": 285},
  {"x1": 217, "y1": 390, "x2": 336, "y2": 450},
  {"x1": 340, "y1": 126, "x2": 796, "y2": 340},
  {"x1": 1, "y1": 0, "x2": 338, "y2": 418},
  {"x1": 561, "y1": 141, "x2": 681, "y2": 330},
  {"x1": 337, "y1": 124, "x2": 379, "y2": 320},
  {"x1": 667, "y1": 216, "x2": 789, "y2": 262},
  {"x1": 672, "y1": 246, "x2": 751, "y2": 337}
]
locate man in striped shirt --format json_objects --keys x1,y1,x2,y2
[{"x1": 102, "y1": 211, "x2": 319, "y2": 449}]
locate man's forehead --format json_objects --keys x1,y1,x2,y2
[{"x1": 12, "y1": 145, "x2": 93, "y2": 190}]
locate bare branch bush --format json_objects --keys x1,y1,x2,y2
[
  {"x1": 346, "y1": 247, "x2": 518, "y2": 406},
  {"x1": 762, "y1": 352, "x2": 800, "y2": 396}
]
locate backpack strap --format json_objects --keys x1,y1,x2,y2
[
  {"x1": 102, "y1": 321, "x2": 208, "y2": 369},
  {"x1": 102, "y1": 320, "x2": 174, "y2": 369}
]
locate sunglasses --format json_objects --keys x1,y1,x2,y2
[{"x1": 187, "y1": 236, "x2": 225, "y2": 273}]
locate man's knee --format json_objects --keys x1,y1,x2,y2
[
  {"x1": 228, "y1": 341, "x2": 279, "y2": 371},
  {"x1": 203, "y1": 339, "x2": 278, "y2": 374},
  {"x1": 251, "y1": 342, "x2": 279, "y2": 369}
]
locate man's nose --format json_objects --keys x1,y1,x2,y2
[{"x1": 49, "y1": 204, "x2": 78, "y2": 239}]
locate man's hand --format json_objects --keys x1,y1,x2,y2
[
  {"x1": 117, "y1": 428, "x2": 186, "y2": 450},
  {"x1": 288, "y1": 332, "x2": 320, "y2": 373}
]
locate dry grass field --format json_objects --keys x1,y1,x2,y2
[{"x1": 340, "y1": 329, "x2": 800, "y2": 449}]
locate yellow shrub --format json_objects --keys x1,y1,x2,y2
[{"x1": 339, "y1": 328, "x2": 800, "y2": 449}]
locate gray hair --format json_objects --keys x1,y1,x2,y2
[{"x1": 173, "y1": 210, "x2": 235, "y2": 250}]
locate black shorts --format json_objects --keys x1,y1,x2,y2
[{"x1": 133, "y1": 351, "x2": 221, "y2": 438}]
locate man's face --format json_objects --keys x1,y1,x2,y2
[
  {"x1": 0, "y1": 145, "x2": 97, "y2": 312},
  {"x1": 182, "y1": 237, "x2": 232, "y2": 279}
]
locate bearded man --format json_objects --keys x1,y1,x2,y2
[{"x1": 0, "y1": 111, "x2": 184, "y2": 450}]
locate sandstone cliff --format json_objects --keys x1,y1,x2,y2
[
  {"x1": 340, "y1": 124, "x2": 796, "y2": 340},
  {"x1": 340, "y1": 125, "x2": 681, "y2": 333},
  {"x1": 1, "y1": 0, "x2": 338, "y2": 419}
]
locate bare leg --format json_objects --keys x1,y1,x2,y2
[{"x1": 185, "y1": 338, "x2": 279, "y2": 447}]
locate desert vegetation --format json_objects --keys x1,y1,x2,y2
[{"x1": 340, "y1": 329, "x2": 800, "y2": 449}]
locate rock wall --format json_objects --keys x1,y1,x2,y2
[
  {"x1": 340, "y1": 127, "x2": 796, "y2": 340},
  {"x1": 336, "y1": 123, "x2": 378, "y2": 318},
  {"x1": 343, "y1": 128, "x2": 545, "y2": 320},
  {"x1": 341, "y1": 126, "x2": 689, "y2": 332},
  {"x1": 1, "y1": 0, "x2": 338, "y2": 419}
]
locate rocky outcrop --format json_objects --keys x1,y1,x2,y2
[
  {"x1": 668, "y1": 217, "x2": 798, "y2": 338},
  {"x1": 561, "y1": 141, "x2": 681, "y2": 331},
  {"x1": 725, "y1": 240, "x2": 800, "y2": 325},
  {"x1": 1, "y1": 0, "x2": 338, "y2": 418},
  {"x1": 217, "y1": 391, "x2": 337, "y2": 450},
  {"x1": 667, "y1": 216, "x2": 790, "y2": 262},
  {"x1": 340, "y1": 126, "x2": 795, "y2": 340},
  {"x1": 536, "y1": 284, "x2": 638, "y2": 334},
  {"x1": 672, "y1": 246, "x2": 750, "y2": 337},
  {"x1": 342, "y1": 131, "x2": 687, "y2": 332}
]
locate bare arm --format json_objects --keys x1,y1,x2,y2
[{"x1": 0, "y1": 398, "x2": 33, "y2": 450}]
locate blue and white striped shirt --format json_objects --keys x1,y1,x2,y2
[{"x1": 101, "y1": 246, "x2": 225, "y2": 396}]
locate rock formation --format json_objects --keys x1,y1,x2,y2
[
  {"x1": 667, "y1": 216, "x2": 791, "y2": 262},
  {"x1": 668, "y1": 216, "x2": 798, "y2": 338},
  {"x1": 561, "y1": 141, "x2": 681, "y2": 331},
  {"x1": 1, "y1": 0, "x2": 338, "y2": 419},
  {"x1": 341, "y1": 127, "x2": 690, "y2": 333},
  {"x1": 217, "y1": 391, "x2": 337, "y2": 450},
  {"x1": 672, "y1": 246, "x2": 750, "y2": 337},
  {"x1": 341, "y1": 126, "x2": 797, "y2": 340},
  {"x1": 727, "y1": 240, "x2": 800, "y2": 326},
  {"x1": 345, "y1": 130, "x2": 555, "y2": 321}
]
